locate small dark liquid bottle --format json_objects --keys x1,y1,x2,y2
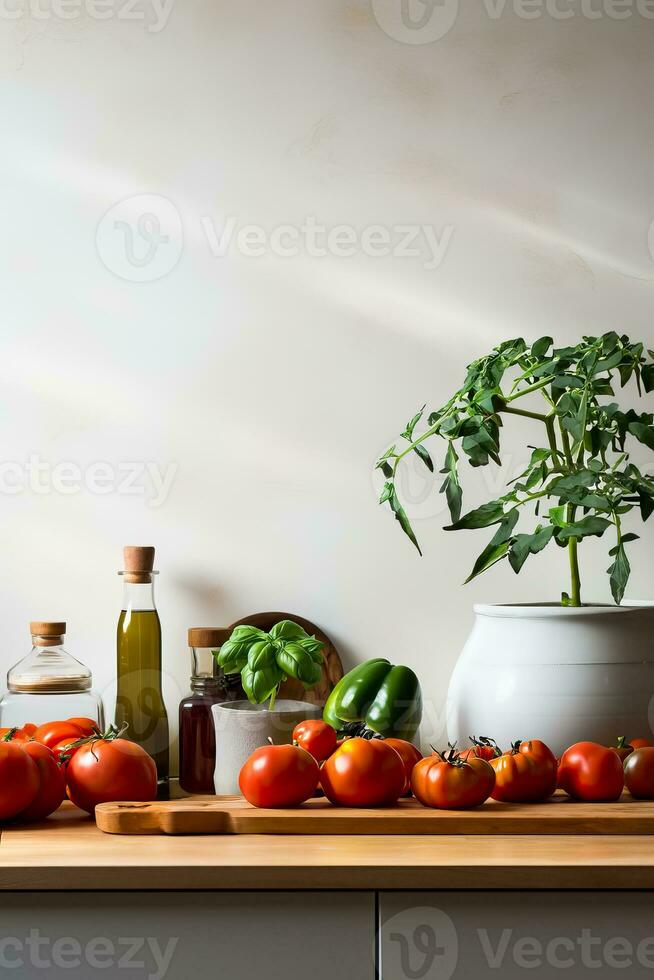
[
  {"x1": 115, "y1": 546, "x2": 169, "y2": 793},
  {"x1": 179, "y1": 628, "x2": 243, "y2": 794}
]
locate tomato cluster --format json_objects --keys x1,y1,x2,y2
[
  {"x1": 0, "y1": 716, "x2": 158, "y2": 821},
  {"x1": 239, "y1": 724, "x2": 654, "y2": 811}
]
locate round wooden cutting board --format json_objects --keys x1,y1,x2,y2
[{"x1": 228, "y1": 611, "x2": 343, "y2": 706}]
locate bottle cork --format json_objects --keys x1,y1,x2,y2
[
  {"x1": 30, "y1": 621, "x2": 66, "y2": 646},
  {"x1": 123, "y1": 546, "x2": 156, "y2": 583},
  {"x1": 188, "y1": 627, "x2": 230, "y2": 649}
]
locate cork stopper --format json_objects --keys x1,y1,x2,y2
[
  {"x1": 123, "y1": 545, "x2": 155, "y2": 584},
  {"x1": 188, "y1": 627, "x2": 230, "y2": 649},
  {"x1": 30, "y1": 622, "x2": 66, "y2": 647}
]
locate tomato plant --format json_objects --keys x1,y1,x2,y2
[
  {"x1": 292, "y1": 720, "x2": 337, "y2": 762},
  {"x1": 558, "y1": 741, "x2": 624, "y2": 802},
  {"x1": 320, "y1": 737, "x2": 405, "y2": 807},
  {"x1": 239, "y1": 743, "x2": 319, "y2": 808},
  {"x1": 491, "y1": 740, "x2": 557, "y2": 803},
  {"x1": 66, "y1": 728, "x2": 157, "y2": 814},
  {"x1": 411, "y1": 749, "x2": 495, "y2": 809},
  {"x1": 624, "y1": 747, "x2": 654, "y2": 799},
  {"x1": 383, "y1": 738, "x2": 423, "y2": 795},
  {"x1": 0, "y1": 743, "x2": 40, "y2": 820},
  {"x1": 19, "y1": 741, "x2": 66, "y2": 821}
]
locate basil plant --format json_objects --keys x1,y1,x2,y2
[
  {"x1": 215, "y1": 620, "x2": 324, "y2": 708},
  {"x1": 377, "y1": 333, "x2": 654, "y2": 606}
]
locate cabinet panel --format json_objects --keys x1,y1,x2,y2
[
  {"x1": 380, "y1": 892, "x2": 654, "y2": 979},
  {"x1": 0, "y1": 891, "x2": 375, "y2": 980}
]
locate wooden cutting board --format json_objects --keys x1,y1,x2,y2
[{"x1": 95, "y1": 793, "x2": 654, "y2": 836}]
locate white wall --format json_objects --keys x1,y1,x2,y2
[{"x1": 1, "y1": 0, "x2": 654, "y2": 760}]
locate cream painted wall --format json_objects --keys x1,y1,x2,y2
[{"x1": 1, "y1": 0, "x2": 654, "y2": 760}]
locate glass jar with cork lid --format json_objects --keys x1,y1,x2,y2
[
  {"x1": 0, "y1": 622, "x2": 104, "y2": 728},
  {"x1": 178, "y1": 627, "x2": 243, "y2": 793}
]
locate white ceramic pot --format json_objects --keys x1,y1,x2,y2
[
  {"x1": 446, "y1": 603, "x2": 654, "y2": 757},
  {"x1": 212, "y1": 699, "x2": 322, "y2": 795}
]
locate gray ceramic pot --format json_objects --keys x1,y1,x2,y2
[{"x1": 212, "y1": 699, "x2": 322, "y2": 795}]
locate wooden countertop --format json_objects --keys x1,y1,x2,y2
[{"x1": 1, "y1": 803, "x2": 654, "y2": 890}]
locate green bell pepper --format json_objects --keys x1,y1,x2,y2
[{"x1": 323, "y1": 658, "x2": 422, "y2": 742}]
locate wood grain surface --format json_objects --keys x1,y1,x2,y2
[
  {"x1": 2, "y1": 803, "x2": 654, "y2": 890},
  {"x1": 95, "y1": 792, "x2": 654, "y2": 837},
  {"x1": 228, "y1": 611, "x2": 343, "y2": 705}
]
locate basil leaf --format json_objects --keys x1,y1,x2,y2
[
  {"x1": 241, "y1": 663, "x2": 283, "y2": 704},
  {"x1": 269, "y1": 620, "x2": 309, "y2": 643},
  {"x1": 247, "y1": 640, "x2": 277, "y2": 672},
  {"x1": 276, "y1": 642, "x2": 323, "y2": 686}
]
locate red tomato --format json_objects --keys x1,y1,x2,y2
[
  {"x1": 33, "y1": 721, "x2": 84, "y2": 751},
  {"x1": 458, "y1": 737, "x2": 501, "y2": 763},
  {"x1": 624, "y1": 747, "x2": 654, "y2": 799},
  {"x1": 491, "y1": 740, "x2": 558, "y2": 803},
  {"x1": 0, "y1": 743, "x2": 40, "y2": 820},
  {"x1": 51, "y1": 737, "x2": 82, "y2": 765},
  {"x1": 239, "y1": 744, "x2": 319, "y2": 808},
  {"x1": 19, "y1": 742, "x2": 66, "y2": 821},
  {"x1": 320, "y1": 737, "x2": 406, "y2": 807},
  {"x1": 384, "y1": 738, "x2": 423, "y2": 795},
  {"x1": 610, "y1": 736, "x2": 634, "y2": 763},
  {"x1": 66, "y1": 717, "x2": 99, "y2": 737},
  {"x1": 629, "y1": 737, "x2": 654, "y2": 750},
  {"x1": 293, "y1": 720, "x2": 337, "y2": 762},
  {"x1": 66, "y1": 737, "x2": 157, "y2": 814},
  {"x1": 21, "y1": 723, "x2": 37, "y2": 737},
  {"x1": 411, "y1": 752, "x2": 495, "y2": 809},
  {"x1": 0, "y1": 726, "x2": 32, "y2": 743},
  {"x1": 558, "y1": 741, "x2": 624, "y2": 802}
]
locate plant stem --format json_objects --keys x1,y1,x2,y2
[
  {"x1": 500, "y1": 404, "x2": 549, "y2": 423},
  {"x1": 505, "y1": 376, "x2": 555, "y2": 402},
  {"x1": 567, "y1": 503, "x2": 582, "y2": 606},
  {"x1": 269, "y1": 686, "x2": 278, "y2": 712}
]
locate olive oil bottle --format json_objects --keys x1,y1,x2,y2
[{"x1": 115, "y1": 546, "x2": 169, "y2": 792}]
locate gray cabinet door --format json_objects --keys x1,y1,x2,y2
[
  {"x1": 0, "y1": 891, "x2": 375, "y2": 980},
  {"x1": 380, "y1": 892, "x2": 654, "y2": 979}
]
